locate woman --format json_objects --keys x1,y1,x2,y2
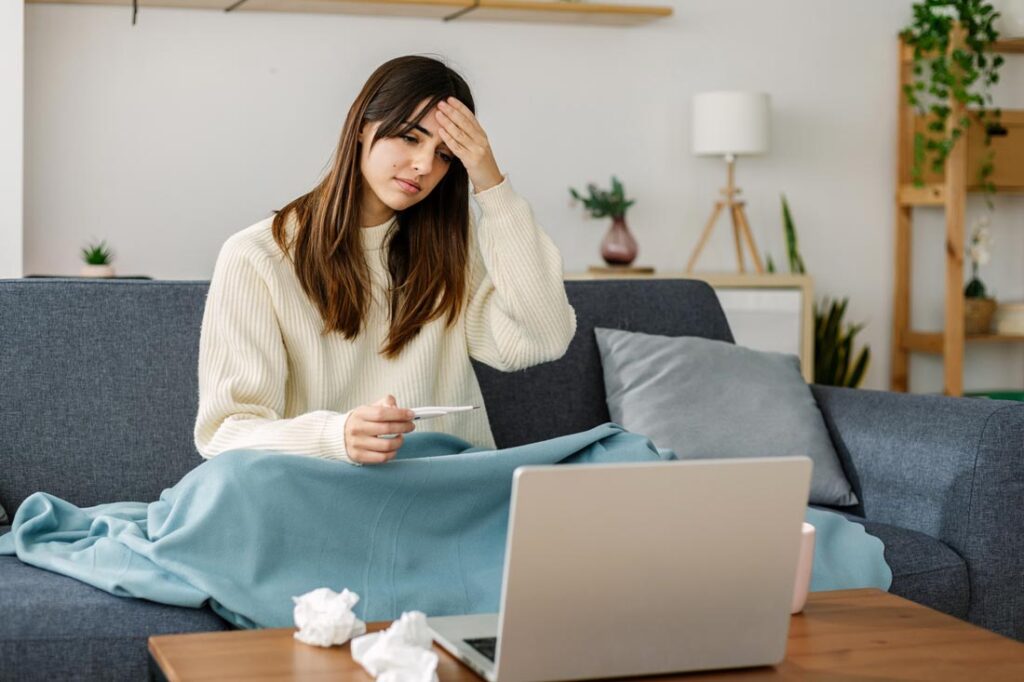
[{"x1": 194, "y1": 55, "x2": 576, "y2": 466}]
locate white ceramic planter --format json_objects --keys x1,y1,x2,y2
[{"x1": 80, "y1": 264, "x2": 115, "y2": 278}]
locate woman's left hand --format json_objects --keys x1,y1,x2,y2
[{"x1": 435, "y1": 97, "x2": 504, "y2": 193}]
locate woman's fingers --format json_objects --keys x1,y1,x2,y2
[
  {"x1": 436, "y1": 113, "x2": 469, "y2": 144},
  {"x1": 367, "y1": 405, "x2": 414, "y2": 422},
  {"x1": 364, "y1": 421, "x2": 415, "y2": 437},
  {"x1": 437, "y1": 125, "x2": 470, "y2": 157},
  {"x1": 346, "y1": 396, "x2": 416, "y2": 464},
  {"x1": 439, "y1": 99, "x2": 484, "y2": 138},
  {"x1": 361, "y1": 433, "x2": 404, "y2": 453},
  {"x1": 354, "y1": 449, "x2": 394, "y2": 464}
]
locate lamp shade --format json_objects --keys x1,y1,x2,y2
[{"x1": 692, "y1": 91, "x2": 770, "y2": 157}]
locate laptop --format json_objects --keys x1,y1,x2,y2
[{"x1": 427, "y1": 456, "x2": 812, "y2": 682}]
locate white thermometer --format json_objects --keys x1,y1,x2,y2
[{"x1": 377, "y1": 405, "x2": 478, "y2": 438}]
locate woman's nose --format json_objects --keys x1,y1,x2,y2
[{"x1": 412, "y1": 148, "x2": 433, "y2": 175}]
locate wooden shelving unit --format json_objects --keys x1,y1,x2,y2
[
  {"x1": 25, "y1": 0, "x2": 673, "y2": 25},
  {"x1": 891, "y1": 33, "x2": 1024, "y2": 397}
]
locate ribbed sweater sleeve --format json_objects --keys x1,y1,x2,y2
[
  {"x1": 464, "y1": 176, "x2": 577, "y2": 371},
  {"x1": 193, "y1": 237, "x2": 351, "y2": 462}
]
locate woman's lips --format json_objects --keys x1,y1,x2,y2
[{"x1": 395, "y1": 179, "x2": 420, "y2": 193}]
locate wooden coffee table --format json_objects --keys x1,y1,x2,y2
[{"x1": 148, "y1": 589, "x2": 1024, "y2": 681}]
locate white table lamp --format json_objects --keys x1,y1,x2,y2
[{"x1": 686, "y1": 91, "x2": 771, "y2": 274}]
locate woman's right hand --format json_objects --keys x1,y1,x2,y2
[{"x1": 344, "y1": 395, "x2": 416, "y2": 465}]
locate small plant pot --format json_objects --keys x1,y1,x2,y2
[
  {"x1": 965, "y1": 297, "x2": 997, "y2": 335},
  {"x1": 80, "y1": 264, "x2": 115, "y2": 278}
]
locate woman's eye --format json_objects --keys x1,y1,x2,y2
[
  {"x1": 438, "y1": 152, "x2": 453, "y2": 163},
  {"x1": 401, "y1": 135, "x2": 417, "y2": 144}
]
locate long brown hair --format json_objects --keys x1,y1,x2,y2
[{"x1": 272, "y1": 55, "x2": 475, "y2": 359}]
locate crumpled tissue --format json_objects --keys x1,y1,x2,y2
[
  {"x1": 351, "y1": 610, "x2": 440, "y2": 682},
  {"x1": 292, "y1": 587, "x2": 367, "y2": 647}
]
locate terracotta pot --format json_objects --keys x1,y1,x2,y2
[
  {"x1": 80, "y1": 264, "x2": 115, "y2": 278},
  {"x1": 965, "y1": 297, "x2": 997, "y2": 335},
  {"x1": 600, "y1": 216, "x2": 638, "y2": 266}
]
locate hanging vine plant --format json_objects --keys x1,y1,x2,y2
[{"x1": 900, "y1": 0, "x2": 1006, "y2": 194}]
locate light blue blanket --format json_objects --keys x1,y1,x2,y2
[{"x1": 0, "y1": 424, "x2": 890, "y2": 628}]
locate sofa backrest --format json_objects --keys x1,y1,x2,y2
[{"x1": 0, "y1": 278, "x2": 731, "y2": 515}]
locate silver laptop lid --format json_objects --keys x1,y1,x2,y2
[{"x1": 493, "y1": 457, "x2": 812, "y2": 682}]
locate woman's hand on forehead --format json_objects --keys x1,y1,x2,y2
[{"x1": 435, "y1": 97, "x2": 504, "y2": 193}]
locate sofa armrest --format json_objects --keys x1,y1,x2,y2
[{"x1": 811, "y1": 384, "x2": 1024, "y2": 639}]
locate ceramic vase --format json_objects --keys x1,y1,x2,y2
[{"x1": 600, "y1": 216, "x2": 638, "y2": 266}]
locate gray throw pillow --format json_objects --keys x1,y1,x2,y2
[{"x1": 595, "y1": 327, "x2": 857, "y2": 507}]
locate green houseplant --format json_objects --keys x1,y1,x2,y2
[
  {"x1": 569, "y1": 176, "x2": 639, "y2": 266},
  {"x1": 80, "y1": 240, "x2": 115, "y2": 278},
  {"x1": 767, "y1": 195, "x2": 870, "y2": 389},
  {"x1": 901, "y1": 0, "x2": 1006, "y2": 194}
]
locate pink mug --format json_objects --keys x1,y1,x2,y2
[{"x1": 791, "y1": 522, "x2": 816, "y2": 614}]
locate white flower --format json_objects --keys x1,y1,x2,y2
[{"x1": 968, "y1": 219, "x2": 993, "y2": 267}]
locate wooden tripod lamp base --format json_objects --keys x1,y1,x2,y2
[{"x1": 685, "y1": 156, "x2": 765, "y2": 274}]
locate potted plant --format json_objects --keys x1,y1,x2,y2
[
  {"x1": 900, "y1": 0, "x2": 1006, "y2": 195},
  {"x1": 569, "y1": 176, "x2": 638, "y2": 266},
  {"x1": 766, "y1": 195, "x2": 871, "y2": 388},
  {"x1": 80, "y1": 240, "x2": 115, "y2": 278},
  {"x1": 965, "y1": 215, "x2": 997, "y2": 333}
]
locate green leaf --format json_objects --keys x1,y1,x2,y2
[{"x1": 847, "y1": 348, "x2": 870, "y2": 388}]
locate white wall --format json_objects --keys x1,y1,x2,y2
[
  {"x1": 23, "y1": 0, "x2": 1024, "y2": 393},
  {"x1": 1, "y1": 0, "x2": 24, "y2": 278}
]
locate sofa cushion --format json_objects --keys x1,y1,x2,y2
[
  {"x1": 0, "y1": 555, "x2": 230, "y2": 682},
  {"x1": 0, "y1": 280, "x2": 211, "y2": 518},
  {"x1": 475, "y1": 279, "x2": 734, "y2": 448},
  {"x1": 594, "y1": 327, "x2": 857, "y2": 507},
  {"x1": 821, "y1": 511, "x2": 969, "y2": 620}
]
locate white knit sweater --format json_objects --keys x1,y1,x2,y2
[{"x1": 194, "y1": 176, "x2": 577, "y2": 463}]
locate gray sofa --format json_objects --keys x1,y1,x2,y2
[{"x1": 1, "y1": 278, "x2": 1021, "y2": 681}]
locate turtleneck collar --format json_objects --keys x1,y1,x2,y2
[{"x1": 360, "y1": 215, "x2": 398, "y2": 252}]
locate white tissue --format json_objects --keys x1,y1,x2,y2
[
  {"x1": 351, "y1": 611, "x2": 440, "y2": 682},
  {"x1": 292, "y1": 587, "x2": 367, "y2": 647}
]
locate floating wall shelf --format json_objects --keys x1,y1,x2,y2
[{"x1": 26, "y1": 0, "x2": 674, "y2": 26}]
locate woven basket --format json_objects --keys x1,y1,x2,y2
[{"x1": 965, "y1": 297, "x2": 997, "y2": 335}]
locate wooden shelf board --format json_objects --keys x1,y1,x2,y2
[
  {"x1": 900, "y1": 183, "x2": 1024, "y2": 204},
  {"x1": 993, "y1": 38, "x2": 1024, "y2": 54},
  {"x1": 898, "y1": 183, "x2": 946, "y2": 206},
  {"x1": 28, "y1": 0, "x2": 233, "y2": 9},
  {"x1": 901, "y1": 37, "x2": 1024, "y2": 61},
  {"x1": 966, "y1": 333, "x2": 1024, "y2": 343},
  {"x1": 904, "y1": 330, "x2": 1024, "y2": 354},
  {"x1": 904, "y1": 331, "x2": 944, "y2": 354},
  {"x1": 25, "y1": 0, "x2": 674, "y2": 24}
]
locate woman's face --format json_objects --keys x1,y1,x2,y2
[{"x1": 357, "y1": 98, "x2": 455, "y2": 226}]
